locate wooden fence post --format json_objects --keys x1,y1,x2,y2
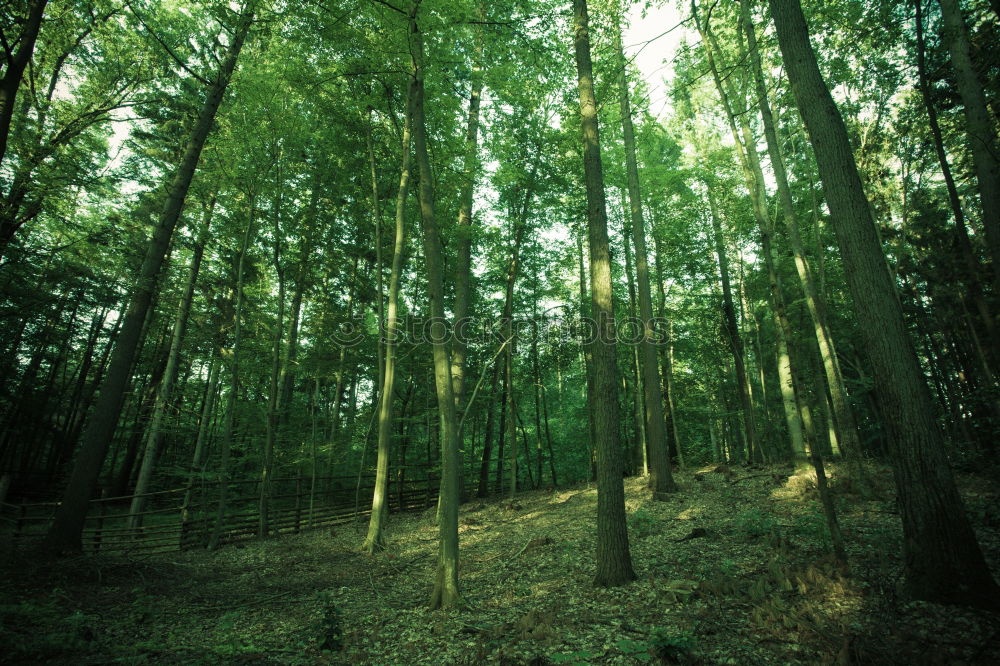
[
  {"x1": 294, "y1": 477, "x2": 302, "y2": 534},
  {"x1": 93, "y1": 491, "x2": 106, "y2": 553}
]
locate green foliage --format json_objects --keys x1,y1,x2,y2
[
  {"x1": 315, "y1": 590, "x2": 344, "y2": 652},
  {"x1": 648, "y1": 627, "x2": 697, "y2": 663},
  {"x1": 627, "y1": 507, "x2": 658, "y2": 538},
  {"x1": 615, "y1": 627, "x2": 697, "y2": 663},
  {"x1": 0, "y1": 594, "x2": 96, "y2": 660},
  {"x1": 792, "y1": 510, "x2": 831, "y2": 548},
  {"x1": 734, "y1": 508, "x2": 779, "y2": 538},
  {"x1": 551, "y1": 648, "x2": 596, "y2": 665}
]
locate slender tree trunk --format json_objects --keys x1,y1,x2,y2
[
  {"x1": 913, "y1": 0, "x2": 997, "y2": 363},
  {"x1": 478, "y1": 360, "x2": 500, "y2": 497},
  {"x1": 614, "y1": 18, "x2": 675, "y2": 493},
  {"x1": 695, "y1": 1, "x2": 804, "y2": 461},
  {"x1": 707, "y1": 190, "x2": 759, "y2": 463},
  {"x1": 408, "y1": 3, "x2": 462, "y2": 609},
  {"x1": 936, "y1": 0, "x2": 1000, "y2": 295},
  {"x1": 128, "y1": 198, "x2": 214, "y2": 530},
  {"x1": 0, "y1": 0, "x2": 48, "y2": 171},
  {"x1": 742, "y1": 0, "x2": 864, "y2": 460},
  {"x1": 42, "y1": 9, "x2": 253, "y2": 554},
  {"x1": 572, "y1": 0, "x2": 635, "y2": 587},
  {"x1": 450, "y1": 9, "x2": 485, "y2": 412},
  {"x1": 180, "y1": 354, "x2": 220, "y2": 534},
  {"x1": 621, "y1": 209, "x2": 647, "y2": 476},
  {"x1": 576, "y1": 229, "x2": 598, "y2": 481},
  {"x1": 364, "y1": 77, "x2": 414, "y2": 554},
  {"x1": 770, "y1": 0, "x2": 999, "y2": 608},
  {"x1": 209, "y1": 199, "x2": 257, "y2": 551},
  {"x1": 260, "y1": 176, "x2": 287, "y2": 539}
]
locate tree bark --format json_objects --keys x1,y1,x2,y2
[
  {"x1": 128, "y1": 197, "x2": 214, "y2": 530},
  {"x1": 572, "y1": 0, "x2": 635, "y2": 587},
  {"x1": 365, "y1": 76, "x2": 414, "y2": 554},
  {"x1": 614, "y1": 16, "x2": 675, "y2": 494},
  {"x1": 769, "y1": 0, "x2": 999, "y2": 608},
  {"x1": 42, "y1": 7, "x2": 253, "y2": 554},
  {"x1": 0, "y1": 0, "x2": 48, "y2": 167},
  {"x1": 408, "y1": 2, "x2": 462, "y2": 609},
  {"x1": 936, "y1": 0, "x2": 1000, "y2": 296},
  {"x1": 707, "y1": 190, "x2": 759, "y2": 463}
]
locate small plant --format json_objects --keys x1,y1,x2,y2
[
  {"x1": 551, "y1": 648, "x2": 596, "y2": 665},
  {"x1": 648, "y1": 627, "x2": 696, "y2": 663},
  {"x1": 628, "y1": 507, "x2": 658, "y2": 538},
  {"x1": 315, "y1": 590, "x2": 343, "y2": 652},
  {"x1": 616, "y1": 637, "x2": 653, "y2": 661},
  {"x1": 734, "y1": 508, "x2": 778, "y2": 538},
  {"x1": 793, "y1": 510, "x2": 831, "y2": 547}
]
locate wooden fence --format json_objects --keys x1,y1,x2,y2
[{"x1": 0, "y1": 469, "x2": 455, "y2": 555}]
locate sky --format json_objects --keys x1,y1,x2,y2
[{"x1": 623, "y1": 1, "x2": 690, "y2": 120}]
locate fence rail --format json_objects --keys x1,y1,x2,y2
[{"x1": 1, "y1": 471, "x2": 463, "y2": 554}]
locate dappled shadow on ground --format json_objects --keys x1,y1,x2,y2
[{"x1": 1, "y1": 463, "x2": 999, "y2": 664}]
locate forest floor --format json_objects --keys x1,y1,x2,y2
[{"x1": 2, "y1": 462, "x2": 1000, "y2": 665}]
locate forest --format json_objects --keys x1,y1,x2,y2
[{"x1": 1, "y1": 0, "x2": 999, "y2": 662}]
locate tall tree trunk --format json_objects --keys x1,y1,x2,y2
[
  {"x1": 128, "y1": 197, "x2": 214, "y2": 530},
  {"x1": 450, "y1": 8, "x2": 484, "y2": 412},
  {"x1": 913, "y1": 0, "x2": 997, "y2": 364},
  {"x1": 42, "y1": 8, "x2": 253, "y2": 554},
  {"x1": 769, "y1": 0, "x2": 999, "y2": 608},
  {"x1": 408, "y1": 2, "x2": 462, "y2": 609},
  {"x1": 695, "y1": 0, "x2": 804, "y2": 461},
  {"x1": 364, "y1": 77, "x2": 414, "y2": 554},
  {"x1": 936, "y1": 0, "x2": 1000, "y2": 295},
  {"x1": 180, "y1": 353, "x2": 220, "y2": 534},
  {"x1": 741, "y1": 0, "x2": 865, "y2": 460},
  {"x1": 209, "y1": 199, "x2": 257, "y2": 551},
  {"x1": 260, "y1": 172, "x2": 287, "y2": 539},
  {"x1": 621, "y1": 206, "x2": 647, "y2": 476},
  {"x1": 0, "y1": 0, "x2": 48, "y2": 170},
  {"x1": 614, "y1": 16, "x2": 675, "y2": 493},
  {"x1": 477, "y1": 360, "x2": 500, "y2": 497},
  {"x1": 576, "y1": 228, "x2": 597, "y2": 480},
  {"x1": 572, "y1": 0, "x2": 635, "y2": 587},
  {"x1": 707, "y1": 190, "x2": 759, "y2": 463}
]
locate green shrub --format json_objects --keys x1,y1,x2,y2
[{"x1": 628, "y1": 507, "x2": 658, "y2": 538}]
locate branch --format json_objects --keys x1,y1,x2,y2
[
  {"x1": 126, "y1": 1, "x2": 211, "y2": 87},
  {"x1": 368, "y1": 0, "x2": 407, "y2": 16}
]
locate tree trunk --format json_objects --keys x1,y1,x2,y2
[
  {"x1": 42, "y1": 7, "x2": 253, "y2": 554},
  {"x1": 365, "y1": 76, "x2": 414, "y2": 554},
  {"x1": 614, "y1": 18, "x2": 675, "y2": 494},
  {"x1": 450, "y1": 8, "x2": 485, "y2": 413},
  {"x1": 408, "y1": 3, "x2": 462, "y2": 610},
  {"x1": 572, "y1": 0, "x2": 635, "y2": 587},
  {"x1": 478, "y1": 359, "x2": 500, "y2": 497},
  {"x1": 695, "y1": 0, "x2": 803, "y2": 462},
  {"x1": 913, "y1": 0, "x2": 997, "y2": 365},
  {"x1": 936, "y1": 0, "x2": 1000, "y2": 296},
  {"x1": 707, "y1": 190, "x2": 759, "y2": 463},
  {"x1": 128, "y1": 197, "x2": 214, "y2": 531},
  {"x1": 209, "y1": 197, "x2": 258, "y2": 551},
  {"x1": 770, "y1": 0, "x2": 999, "y2": 608},
  {"x1": 0, "y1": 0, "x2": 48, "y2": 169},
  {"x1": 742, "y1": 0, "x2": 864, "y2": 460}
]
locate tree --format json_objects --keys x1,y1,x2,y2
[
  {"x1": 364, "y1": 77, "x2": 414, "y2": 555},
  {"x1": 0, "y1": 0, "x2": 48, "y2": 166},
  {"x1": 572, "y1": 0, "x2": 635, "y2": 588},
  {"x1": 42, "y1": 3, "x2": 255, "y2": 554},
  {"x1": 768, "y1": 0, "x2": 999, "y2": 608},
  {"x1": 612, "y1": 6, "x2": 675, "y2": 496}
]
